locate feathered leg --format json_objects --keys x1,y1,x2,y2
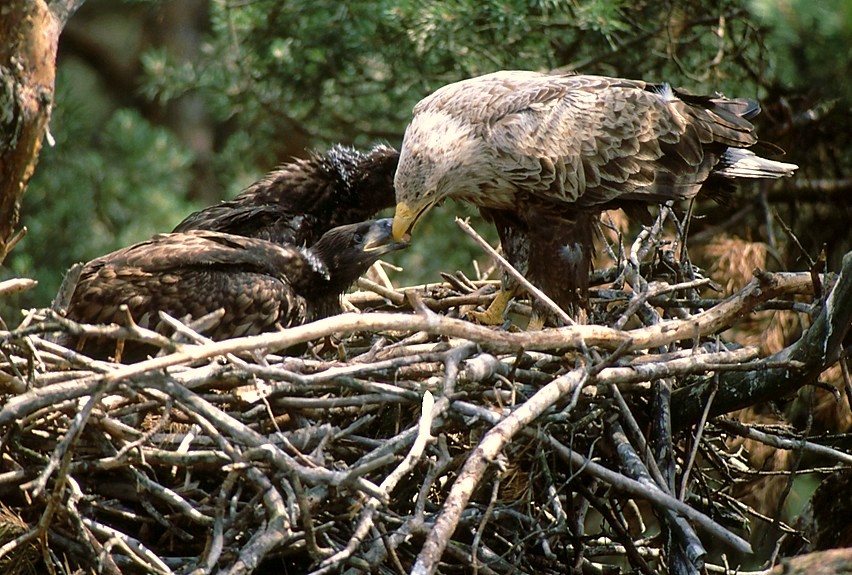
[{"x1": 525, "y1": 206, "x2": 596, "y2": 321}]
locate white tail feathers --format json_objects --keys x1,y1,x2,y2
[{"x1": 716, "y1": 148, "x2": 798, "y2": 179}]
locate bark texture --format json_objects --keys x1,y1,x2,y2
[{"x1": 0, "y1": 0, "x2": 60, "y2": 262}]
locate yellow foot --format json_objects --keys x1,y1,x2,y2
[
  {"x1": 526, "y1": 312, "x2": 545, "y2": 331},
  {"x1": 468, "y1": 288, "x2": 515, "y2": 325}
]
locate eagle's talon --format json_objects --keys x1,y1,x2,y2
[
  {"x1": 466, "y1": 288, "x2": 516, "y2": 326},
  {"x1": 526, "y1": 312, "x2": 545, "y2": 331}
]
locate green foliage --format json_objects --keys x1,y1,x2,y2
[
  {"x1": 1, "y1": 70, "x2": 196, "y2": 316},
  {"x1": 751, "y1": 0, "x2": 852, "y2": 97},
  {"x1": 745, "y1": 0, "x2": 852, "y2": 269},
  {"x1": 133, "y1": 0, "x2": 777, "y2": 165},
  {"x1": 189, "y1": 0, "x2": 768, "y2": 140}
]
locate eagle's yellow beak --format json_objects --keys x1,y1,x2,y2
[{"x1": 392, "y1": 201, "x2": 428, "y2": 242}]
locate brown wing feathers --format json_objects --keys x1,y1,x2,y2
[
  {"x1": 60, "y1": 141, "x2": 406, "y2": 361},
  {"x1": 173, "y1": 145, "x2": 399, "y2": 248},
  {"x1": 62, "y1": 219, "x2": 405, "y2": 361},
  {"x1": 392, "y1": 70, "x2": 797, "y2": 317},
  {"x1": 61, "y1": 232, "x2": 315, "y2": 360}
]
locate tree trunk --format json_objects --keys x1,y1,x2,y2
[{"x1": 0, "y1": 0, "x2": 64, "y2": 263}]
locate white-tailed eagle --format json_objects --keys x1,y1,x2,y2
[{"x1": 391, "y1": 71, "x2": 797, "y2": 322}]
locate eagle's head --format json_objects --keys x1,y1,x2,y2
[
  {"x1": 392, "y1": 110, "x2": 483, "y2": 242},
  {"x1": 310, "y1": 218, "x2": 408, "y2": 294},
  {"x1": 326, "y1": 144, "x2": 400, "y2": 221}
]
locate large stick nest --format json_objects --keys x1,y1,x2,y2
[{"x1": 1, "y1": 217, "x2": 851, "y2": 575}]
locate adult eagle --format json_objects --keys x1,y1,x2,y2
[
  {"x1": 391, "y1": 71, "x2": 797, "y2": 322},
  {"x1": 60, "y1": 219, "x2": 406, "y2": 361},
  {"x1": 174, "y1": 144, "x2": 399, "y2": 247}
]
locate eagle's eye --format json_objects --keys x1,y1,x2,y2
[{"x1": 353, "y1": 232, "x2": 365, "y2": 244}]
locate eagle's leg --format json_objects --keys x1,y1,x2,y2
[
  {"x1": 525, "y1": 207, "x2": 595, "y2": 324},
  {"x1": 468, "y1": 284, "x2": 517, "y2": 325},
  {"x1": 467, "y1": 209, "x2": 529, "y2": 326},
  {"x1": 113, "y1": 338, "x2": 125, "y2": 363}
]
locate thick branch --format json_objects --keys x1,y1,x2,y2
[
  {"x1": 411, "y1": 368, "x2": 587, "y2": 575},
  {"x1": 0, "y1": 0, "x2": 84, "y2": 262},
  {"x1": 672, "y1": 251, "x2": 852, "y2": 428}
]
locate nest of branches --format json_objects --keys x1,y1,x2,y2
[{"x1": 1, "y1": 215, "x2": 851, "y2": 575}]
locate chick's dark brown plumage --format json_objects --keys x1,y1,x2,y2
[
  {"x1": 61, "y1": 219, "x2": 406, "y2": 361},
  {"x1": 174, "y1": 144, "x2": 399, "y2": 248}
]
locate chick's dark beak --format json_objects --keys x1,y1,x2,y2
[{"x1": 363, "y1": 218, "x2": 410, "y2": 255}]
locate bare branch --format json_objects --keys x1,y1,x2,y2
[{"x1": 673, "y1": 251, "x2": 852, "y2": 427}]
